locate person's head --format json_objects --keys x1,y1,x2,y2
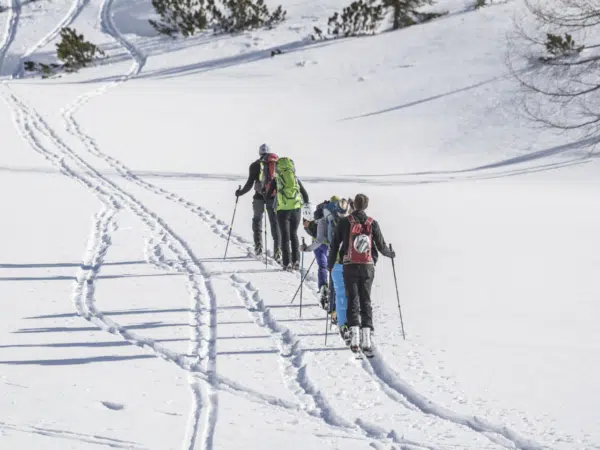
[
  {"x1": 330, "y1": 195, "x2": 340, "y2": 203},
  {"x1": 259, "y1": 143, "x2": 270, "y2": 157},
  {"x1": 353, "y1": 194, "x2": 369, "y2": 212}
]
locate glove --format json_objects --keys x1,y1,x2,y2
[
  {"x1": 300, "y1": 243, "x2": 308, "y2": 252},
  {"x1": 389, "y1": 249, "x2": 396, "y2": 259},
  {"x1": 235, "y1": 188, "x2": 241, "y2": 197}
]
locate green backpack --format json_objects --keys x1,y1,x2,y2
[{"x1": 275, "y1": 157, "x2": 303, "y2": 211}]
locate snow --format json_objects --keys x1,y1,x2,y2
[{"x1": 1, "y1": 0, "x2": 600, "y2": 449}]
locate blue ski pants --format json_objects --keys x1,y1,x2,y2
[
  {"x1": 313, "y1": 244, "x2": 328, "y2": 289},
  {"x1": 331, "y1": 263, "x2": 347, "y2": 327}
]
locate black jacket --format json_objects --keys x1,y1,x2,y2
[
  {"x1": 238, "y1": 159, "x2": 263, "y2": 200},
  {"x1": 266, "y1": 178, "x2": 310, "y2": 204},
  {"x1": 327, "y1": 211, "x2": 393, "y2": 270}
]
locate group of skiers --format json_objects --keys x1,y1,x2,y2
[{"x1": 235, "y1": 144, "x2": 395, "y2": 355}]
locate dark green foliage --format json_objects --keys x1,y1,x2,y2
[
  {"x1": 149, "y1": 0, "x2": 286, "y2": 36},
  {"x1": 213, "y1": 0, "x2": 286, "y2": 33},
  {"x1": 149, "y1": 0, "x2": 208, "y2": 36},
  {"x1": 327, "y1": 0, "x2": 384, "y2": 37},
  {"x1": 23, "y1": 26, "x2": 105, "y2": 78},
  {"x1": 56, "y1": 27, "x2": 106, "y2": 71},
  {"x1": 23, "y1": 61, "x2": 62, "y2": 78},
  {"x1": 543, "y1": 33, "x2": 584, "y2": 59},
  {"x1": 318, "y1": 0, "x2": 443, "y2": 39},
  {"x1": 384, "y1": 0, "x2": 435, "y2": 30}
]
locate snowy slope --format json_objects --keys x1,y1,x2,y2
[{"x1": 1, "y1": 0, "x2": 600, "y2": 449}]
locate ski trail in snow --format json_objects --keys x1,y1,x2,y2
[
  {"x1": 99, "y1": 0, "x2": 146, "y2": 77},
  {"x1": 73, "y1": 207, "x2": 118, "y2": 323},
  {"x1": 229, "y1": 274, "x2": 439, "y2": 450},
  {"x1": 0, "y1": 421, "x2": 147, "y2": 449},
  {"x1": 3, "y1": 87, "x2": 219, "y2": 450},
  {"x1": 12, "y1": 0, "x2": 90, "y2": 78},
  {"x1": 0, "y1": 0, "x2": 21, "y2": 75},
  {"x1": 363, "y1": 347, "x2": 548, "y2": 450}
]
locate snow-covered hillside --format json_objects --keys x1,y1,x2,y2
[{"x1": 1, "y1": 0, "x2": 599, "y2": 449}]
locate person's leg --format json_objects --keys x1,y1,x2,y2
[
  {"x1": 358, "y1": 265, "x2": 375, "y2": 330},
  {"x1": 265, "y1": 197, "x2": 281, "y2": 256},
  {"x1": 277, "y1": 210, "x2": 291, "y2": 267},
  {"x1": 289, "y1": 208, "x2": 301, "y2": 266},
  {"x1": 251, "y1": 197, "x2": 265, "y2": 252},
  {"x1": 313, "y1": 244, "x2": 328, "y2": 290},
  {"x1": 332, "y1": 263, "x2": 347, "y2": 328},
  {"x1": 343, "y1": 265, "x2": 360, "y2": 328}
]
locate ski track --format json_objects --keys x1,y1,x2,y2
[
  {"x1": 0, "y1": 421, "x2": 148, "y2": 449},
  {"x1": 228, "y1": 274, "x2": 438, "y2": 450},
  {"x1": 12, "y1": 0, "x2": 90, "y2": 78},
  {"x1": 364, "y1": 348, "x2": 548, "y2": 450},
  {"x1": 3, "y1": 86, "x2": 219, "y2": 450},
  {"x1": 0, "y1": 0, "x2": 21, "y2": 75}
]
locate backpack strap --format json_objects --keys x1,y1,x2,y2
[{"x1": 364, "y1": 217, "x2": 373, "y2": 234}]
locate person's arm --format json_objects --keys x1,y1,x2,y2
[
  {"x1": 305, "y1": 218, "x2": 326, "y2": 251},
  {"x1": 372, "y1": 220, "x2": 395, "y2": 258},
  {"x1": 237, "y1": 161, "x2": 259, "y2": 196},
  {"x1": 298, "y1": 179, "x2": 309, "y2": 203}
]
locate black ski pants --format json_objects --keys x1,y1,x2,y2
[
  {"x1": 277, "y1": 208, "x2": 301, "y2": 267},
  {"x1": 252, "y1": 196, "x2": 280, "y2": 252},
  {"x1": 343, "y1": 264, "x2": 375, "y2": 330}
]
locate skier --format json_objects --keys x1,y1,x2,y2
[
  {"x1": 300, "y1": 196, "x2": 342, "y2": 308},
  {"x1": 266, "y1": 157, "x2": 309, "y2": 271},
  {"x1": 325, "y1": 197, "x2": 352, "y2": 344},
  {"x1": 327, "y1": 193, "x2": 395, "y2": 355},
  {"x1": 235, "y1": 143, "x2": 281, "y2": 261}
]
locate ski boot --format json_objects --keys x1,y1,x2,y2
[
  {"x1": 254, "y1": 243, "x2": 263, "y2": 256},
  {"x1": 360, "y1": 327, "x2": 373, "y2": 358},
  {"x1": 339, "y1": 324, "x2": 351, "y2": 346},
  {"x1": 274, "y1": 248, "x2": 282, "y2": 263},
  {"x1": 292, "y1": 261, "x2": 300, "y2": 271},
  {"x1": 349, "y1": 326, "x2": 360, "y2": 353},
  {"x1": 319, "y1": 285, "x2": 329, "y2": 310}
]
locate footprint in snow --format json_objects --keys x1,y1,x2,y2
[{"x1": 101, "y1": 401, "x2": 125, "y2": 411}]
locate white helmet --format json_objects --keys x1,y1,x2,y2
[
  {"x1": 259, "y1": 143, "x2": 270, "y2": 156},
  {"x1": 302, "y1": 203, "x2": 314, "y2": 221},
  {"x1": 353, "y1": 234, "x2": 371, "y2": 254}
]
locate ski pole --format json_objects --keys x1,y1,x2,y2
[
  {"x1": 299, "y1": 237, "x2": 305, "y2": 317},
  {"x1": 389, "y1": 243, "x2": 406, "y2": 340},
  {"x1": 264, "y1": 205, "x2": 268, "y2": 269},
  {"x1": 324, "y1": 304, "x2": 330, "y2": 345},
  {"x1": 289, "y1": 256, "x2": 315, "y2": 303},
  {"x1": 328, "y1": 271, "x2": 334, "y2": 332},
  {"x1": 224, "y1": 185, "x2": 241, "y2": 260}
]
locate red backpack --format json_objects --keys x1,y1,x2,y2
[
  {"x1": 343, "y1": 215, "x2": 374, "y2": 264},
  {"x1": 256, "y1": 153, "x2": 278, "y2": 196}
]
